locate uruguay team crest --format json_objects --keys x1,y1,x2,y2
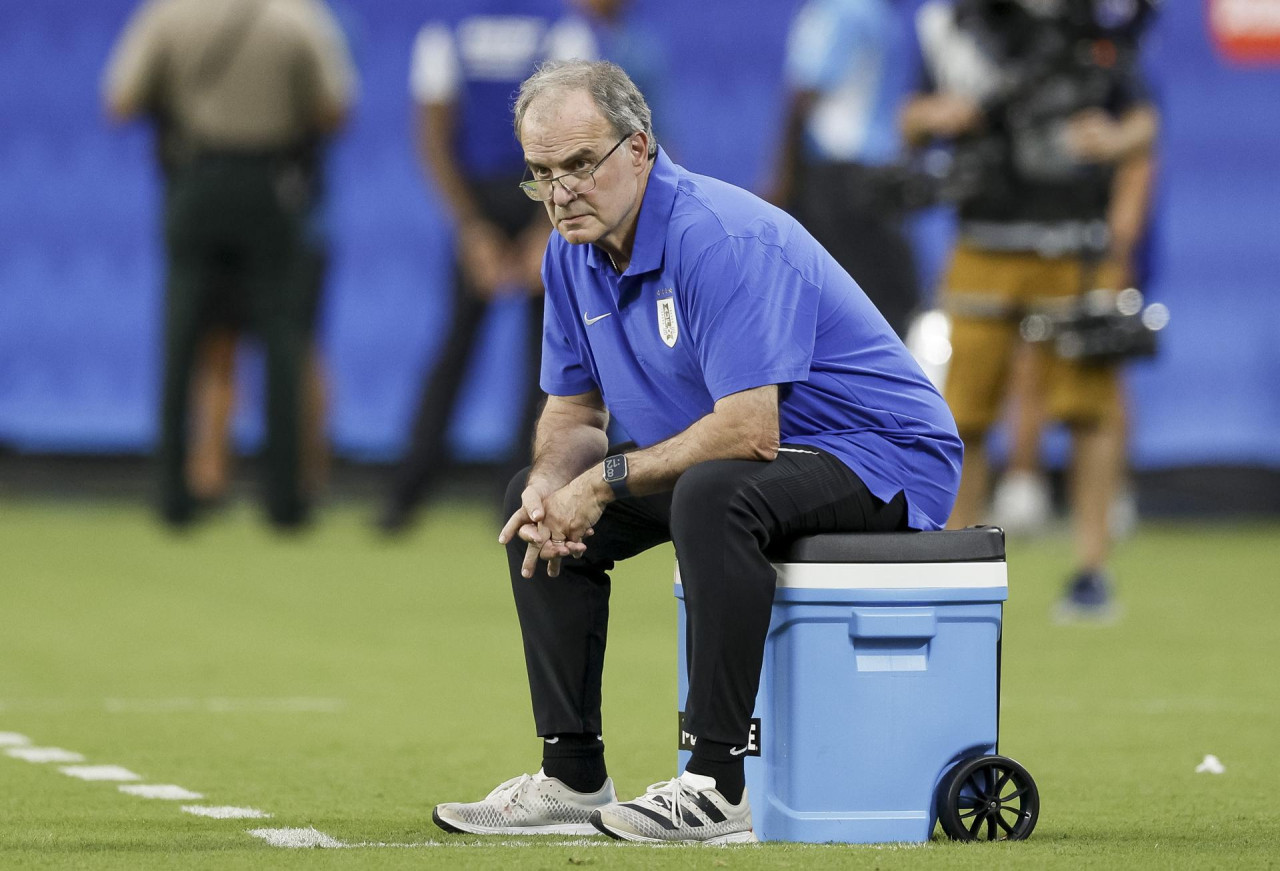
[{"x1": 656, "y1": 289, "x2": 678, "y2": 348}]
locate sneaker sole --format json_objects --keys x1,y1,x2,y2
[
  {"x1": 590, "y1": 813, "x2": 757, "y2": 844},
  {"x1": 432, "y1": 807, "x2": 601, "y2": 836}
]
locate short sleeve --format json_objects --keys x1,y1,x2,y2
[
  {"x1": 102, "y1": 0, "x2": 167, "y2": 112},
  {"x1": 301, "y1": 0, "x2": 358, "y2": 112},
  {"x1": 410, "y1": 24, "x2": 460, "y2": 104},
  {"x1": 915, "y1": 0, "x2": 999, "y2": 101},
  {"x1": 539, "y1": 251, "x2": 597, "y2": 397},
  {"x1": 683, "y1": 236, "x2": 818, "y2": 401},
  {"x1": 785, "y1": 1, "x2": 849, "y2": 92}
]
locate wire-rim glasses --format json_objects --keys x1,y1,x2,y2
[{"x1": 518, "y1": 133, "x2": 635, "y2": 202}]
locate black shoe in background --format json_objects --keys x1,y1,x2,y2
[
  {"x1": 1053, "y1": 569, "x2": 1120, "y2": 624},
  {"x1": 375, "y1": 502, "x2": 414, "y2": 536}
]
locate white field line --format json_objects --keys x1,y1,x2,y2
[
  {"x1": 183, "y1": 806, "x2": 272, "y2": 819},
  {"x1": 245, "y1": 835, "x2": 742, "y2": 855},
  {"x1": 249, "y1": 832, "x2": 710, "y2": 849},
  {"x1": 342, "y1": 838, "x2": 618, "y2": 849},
  {"x1": 119, "y1": 784, "x2": 204, "y2": 800},
  {"x1": 331, "y1": 838, "x2": 920, "y2": 850},
  {"x1": 8, "y1": 734, "x2": 882, "y2": 852},
  {"x1": 248, "y1": 828, "x2": 345, "y2": 848},
  {"x1": 59, "y1": 765, "x2": 142, "y2": 781},
  {"x1": 6, "y1": 730, "x2": 283, "y2": 830},
  {"x1": 6, "y1": 746, "x2": 85, "y2": 763}
]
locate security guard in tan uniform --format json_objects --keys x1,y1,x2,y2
[{"x1": 104, "y1": 0, "x2": 356, "y2": 528}]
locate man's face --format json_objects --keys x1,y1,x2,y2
[{"x1": 520, "y1": 89, "x2": 645, "y2": 247}]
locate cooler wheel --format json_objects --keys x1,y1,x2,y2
[{"x1": 938, "y1": 754, "x2": 1039, "y2": 841}]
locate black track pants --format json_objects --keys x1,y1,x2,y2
[
  {"x1": 160, "y1": 154, "x2": 308, "y2": 526},
  {"x1": 505, "y1": 446, "x2": 908, "y2": 748}
]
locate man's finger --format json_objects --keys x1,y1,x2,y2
[
  {"x1": 522, "y1": 490, "x2": 545, "y2": 523},
  {"x1": 498, "y1": 508, "x2": 529, "y2": 544},
  {"x1": 547, "y1": 556, "x2": 562, "y2": 578},
  {"x1": 521, "y1": 542, "x2": 540, "y2": 579}
]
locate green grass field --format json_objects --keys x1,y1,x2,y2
[{"x1": 2, "y1": 499, "x2": 1278, "y2": 869}]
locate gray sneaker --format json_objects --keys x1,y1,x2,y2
[
  {"x1": 433, "y1": 769, "x2": 616, "y2": 836},
  {"x1": 590, "y1": 771, "x2": 757, "y2": 844}
]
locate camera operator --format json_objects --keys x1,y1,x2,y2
[{"x1": 901, "y1": 0, "x2": 1158, "y2": 619}]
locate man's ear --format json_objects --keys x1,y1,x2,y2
[{"x1": 631, "y1": 132, "x2": 650, "y2": 166}]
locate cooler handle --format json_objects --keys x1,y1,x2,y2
[{"x1": 848, "y1": 607, "x2": 937, "y2": 640}]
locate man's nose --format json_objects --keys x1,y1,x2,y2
[{"x1": 551, "y1": 179, "x2": 578, "y2": 207}]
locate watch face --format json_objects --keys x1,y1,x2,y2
[{"x1": 604, "y1": 455, "x2": 628, "y2": 482}]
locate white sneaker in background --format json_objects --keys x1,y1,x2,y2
[
  {"x1": 432, "y1": 769, "x2": 615, "y2": 836},
  {"x1": 590, "y1": 771, "x2": 757, "y2": 844},
  {"x1": 990, "y1": 470, "x2": 1053, "y2": 535},
  {"x1": 1110, "y1": 487, "x2": 1139, "y2": 540}
]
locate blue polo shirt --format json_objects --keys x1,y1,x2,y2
[{"x1": 540, "y1": 150, "x2": 962, "y2": 530}]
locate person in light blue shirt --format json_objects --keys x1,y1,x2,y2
[
  {"x1": 431, "y1": 60, "x2": 961, "y2": 844},
  {"x1": 771, "y1": 0, "x2": 922, "y2": 336}
]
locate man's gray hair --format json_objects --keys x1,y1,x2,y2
[{"x1": 513, "y1": 60, "x2": 657, "y2": 156}]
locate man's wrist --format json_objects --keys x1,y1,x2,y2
[
  {"x1": 525, "y1": 470, "x2": 562, "y2": 498},
  {"x1": 590, "y1": 472, "x2": 614, "y2": 505},
  {"x1": 601, "y1": 454, "x2": 631, "y2": 501}
]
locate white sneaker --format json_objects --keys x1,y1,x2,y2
[
  {"x1": 432, "y1": 770, "x2": 616, "y2": 835},
  {"x1": 990, "y1": 470, "x2": 1052, "y2": 536},
  {"x1": 590, "y1": 771, "x2": 757, "y2": 844},
  {"x1": 1110, "y1": 487, "x2": 1139, "y2": 540}
]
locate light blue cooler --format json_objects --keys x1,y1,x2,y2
[{"x1": 676, "y1": 527, "x2": 1030, "y2": 843}]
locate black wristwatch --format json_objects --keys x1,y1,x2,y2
[{"x1": 602, "y1": 454, "x2": 631, "y2": 500}]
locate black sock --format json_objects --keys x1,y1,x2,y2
[
  {"x1": 540, "y1": 733, "x2": 607, "y2": 794},
  {"x1": 685, "y1": 738, "x2": 746, "y2": 805}
]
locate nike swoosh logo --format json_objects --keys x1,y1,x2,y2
[
  {"x1": 729, "y1": 745, "x2": 749, "y2": 756},
  {"x1": 584, "y1": 311, "x2": 613, "y2": 326}
]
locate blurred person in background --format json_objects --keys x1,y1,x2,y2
[
  {"x1": 769, "y1": 0, "x2": 922, "y2": 338},
  {"x1": 988, "y1": 345, "x2": 1142, "y2": 541},
  {"x1": 184, "y1": 160, "x2": 334, "y2": 510},
  {"x1": 104, "y1": 0, "x2": 357, "y2": 529},
  {"x1": 376, "y1": 2, "x2": 602, "y2": 535},
  {"x1": 567, "y1": 0, "x2": 670, "y2": 130},
  {"x1": 901, "y1": 0, "x2": 1157, "y2": 618},
  {"x1": 185, "y1": 0, "x2": 364, "y2": 511}
]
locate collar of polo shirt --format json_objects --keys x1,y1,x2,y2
[{"x1": 584, "y1": 148, "x2": 680, "y2": 277}]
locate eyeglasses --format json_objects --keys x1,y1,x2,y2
[{"x1": 519, "y1": 133, "x2": 635, "y2": 202}]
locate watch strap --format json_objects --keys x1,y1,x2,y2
[{"x1": 603, "y1": 454, "x2": 630, "y2": 499}]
